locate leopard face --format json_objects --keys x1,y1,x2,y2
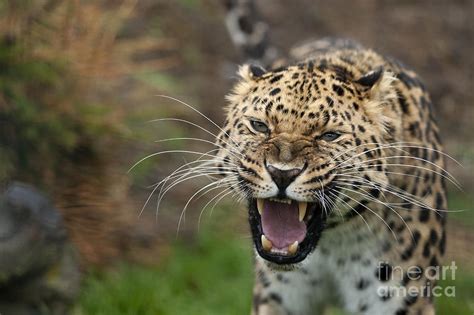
[{"x1": 216, "y1": 62, "x2": 399, "y2": 265}]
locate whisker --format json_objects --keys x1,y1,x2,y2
[
  {"x1": 323, "y1": 190, "x2": 344, "y2": 221},
  {"x1": 155, "y1": 136, "x2": 243, "y2": 159},
  {"x1": 148, "y1": 117, "x2": 242, "y2": 155},
  {"x1": 144, "y1": 163, "x2": 221, "y2": 219},
  {"x1": 152, "y1": 156, "x2": 220, "y2": 214},
  {"x1": 128, "y1": 149, "x2": 222, "y2": 173},
  {"x1": 333, "y1": 183, "x2": 415, "y2": 242},
  {"x1": 154, "y1": 95, "x2": 241, "y2": 149},
  {"x1": 326, "y1": 190, "x2": 373, "y2": 235},
  {"x1": 176, "y1": 178, "x2": 235, "y2": 236},
  {"x1": 198, "y1": 187, "x2": 234, "y2": 231},
  {"x1": 151, "y1": 165, "x2": 236, "y2": 189},
  {"x1": 139, "y1": 156, "x2": 217, "y2": 218},
  {"x1": 341, "y1": 169, "x2": 430, "y2": 182},
  {"x1": 318, "y1": 179, "x2": 329, "y2": 218},
  {"x1": 209, "y1": 185, "x2": 242, "y2": 217},
  {"x1": 338, "y1": 154, "x2": 460, "y2": 188},
  {"x1": 335, "y1": 174, "x2": 462, "y2": 214},
  {"x1": 157, "y1": 172, "x2": 237, "y2": 211},
  {"x1": 153, "y1": 160, "x2": 224, "y2": 202},
  {"x1": 335, "y1": 189, "x2": 399, "y2": 242},
  {"x1": 333, "y1": 141, "x2": 462, "y2": 168},
  {"x1": 338, "y1": 161, "x2": 461, "y2": 191}
]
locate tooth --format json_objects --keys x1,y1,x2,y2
[
  {"x1": 261, "y1": 235, "x2": 273, "y2": 251},
  {"x1": 257, "y1": 199, "x2": 264, "y2": 215},
  {"x1": 288, "y1": 241, "x2": 299, "y2": 255},
  {"x1": 298, "y1": 202, "x2": 307, "y2": 221}
]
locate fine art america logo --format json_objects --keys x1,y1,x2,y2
[{"x1": 376, "y1": 261, "x2": 457, "y2": 298}]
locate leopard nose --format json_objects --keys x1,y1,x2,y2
[{"x1": 266, "y1": 164, "x2": 304, "y2": 192}]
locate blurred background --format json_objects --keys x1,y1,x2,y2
[{"x1": 0, "y1": 0, "x2": 472, "y2": 314}]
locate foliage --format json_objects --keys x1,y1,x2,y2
[
  {"x1": 0, "y1": 38, "x2": 114, "y2": 186},
  {"x1": 0, "y1": 0, "x2": 180, "y2": 265},
  {"x1": 0, "y1": 1, "x2": 130, "y2": 189},
  {"x1": 0, "y1": 0, "x2": 179, "y2": 187},
  {"x1": 76, "y1": 231, "x2": 254, "y2": 315}
]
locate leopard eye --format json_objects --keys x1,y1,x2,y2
[
  {"x1": 320, "y1": 131, "x2": 341, "y2": 142},
  {"x1": 250, "y1": 119, "x2": 269, "y2": 134}
]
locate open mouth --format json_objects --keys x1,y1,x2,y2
[{"x1": 248, "y1": 197, "x2": 327, "y2": 265}]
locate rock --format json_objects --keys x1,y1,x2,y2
[{"x1": 0, "y1": 183, "x2": 81, "y2": 315}]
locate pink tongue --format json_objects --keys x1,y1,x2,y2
[{"x1": 261, "y1": 200, "x2": 306, "y2": 249}]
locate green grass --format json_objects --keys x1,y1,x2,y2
[
  {"x1": 76, "y1": 233, "x2": 474, "y2": 315},
  {"x1": 76, "y1": 195, "x2": 474, "y2": 315},
  {"x1": 75, "y1": 232, "x2": 253, "y2": 315},
  {"x1": 436, "y1": 272, "x2": 474, "y2": 314},
  {"x1": 447, "y1": 191, "x2": 474, "y2": 226}
]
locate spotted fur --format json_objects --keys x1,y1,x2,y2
[{"x1": 218, "y1": 2, "x2": 448, "y2": 315}]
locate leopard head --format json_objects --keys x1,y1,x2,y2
[{"x1": 215, "y1": 61, "x2": 398, "y2": 265}]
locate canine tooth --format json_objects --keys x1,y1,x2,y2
[
  {"x1": 298, "y1": 202, "x2": 307, "y2": 221},
  {"x1": 257, "y1": 199, "x2": 264, "y2": 215},
  {"x1": 288, "y1": 241, "x2": 299, "y2": 255},
  {"x1": 261, "y1": 235, "x2": 273, "y2": 251}
]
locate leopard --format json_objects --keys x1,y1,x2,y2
[{"x1": 211, "y1": 1, "x2": 451, "y2": 314}]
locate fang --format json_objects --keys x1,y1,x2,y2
[
  {"x1": 257, "y1": 199, "x2": 264, "y2": 215},
  {"x1": 298, "y1": 202, "x2": 307, "y2": 221},
  {"x1": 288, "y1": 241, "x2": 299, "y2": 255},
  {"x1": 261, "y1": 235, "x2": 273, "y2": 251}
]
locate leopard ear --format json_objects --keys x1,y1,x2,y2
[
  {"x1": 355, "y1": 67, "x2": 384, "y2": 87},
  {"x1": 355, "y1": 67, "x2": 398, "y2": 131},
  {"x1": 239, "y1": 64, "x2": 267, "y2": 81},
  {"x1": 227, "y1": 64, "x2": 265, "y2": 103},
  {"x1": 355, "y1": 67, "x2": 396, "y2": 105}
]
